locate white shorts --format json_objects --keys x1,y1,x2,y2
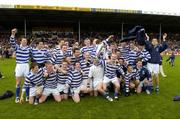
[
  {"x1": 92, "y1": 81, "x2": 103, "y2": 90},
  {"x1": 147, "y1": 63, "x2": 159, "y2": 74},
  {"x1": 70, "y1": 87, "x2": 81, "y2": 95},
  {"x1": 42, "y1": 88, "x2": 59, "y2": 96},
  {"x1": 57, "y1": 84, "x2": 69, "y2": 94},
  {"x1": 15, "y1": 63, "x2": 29, "y2": 77},
  {"x1": 80, "y1": 79, "x2": 92, "y2": 89},
  {"x1": 103, "y1": 76, "x2": 118, "y2": 84},
  {"x1": 29, "y1": 86, "x2": 44, "y2": 97}
]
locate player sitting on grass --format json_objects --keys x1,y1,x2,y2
[
  {"x1": 89, "y1": 58, "x2": 115, "y2": 101},
  {"x1": 135, "y1": 58, "x2": 152, "y2": 94},
  {"x1": 20, "y1": 62, "x2": 44, "y2": 105},
  {"x1": 123, "y1": 64, "x2": 140, "y2": 96}
]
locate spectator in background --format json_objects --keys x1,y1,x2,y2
[{"x1": 166, "y1": 51, "x2": 175, "y2": 67}]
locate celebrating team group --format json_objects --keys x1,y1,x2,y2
[{"x1": 9, "y1": 27, "x2": 168, "y2": 105}]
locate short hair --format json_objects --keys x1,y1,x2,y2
[
  {"x1": 73, "y1": 48, "x2": 80, "y2": 53},
  {"x1": 30, "y1": 62, "x2": 38, "y2": 69},
  {"x1": 136, "y1": 58, "x2": 142, "y2": 63},
  {"x1": 110, "y1": 42, "x2": 116, "y2": 46},
  {"x1": 119, "y1": 58, "x2": 124, "y2": 62},
  {"x1": 36, "y1": 39, "x2": 44, "y2": 45},
  {"x1": 61, "y1": 58, "x2": 69, "y2": 64},
  {"x1": 20, "y1": 37, "x2": 27, "y2": 41},
  {"x1": 127, "y1": 64, "x2": 132, "y2": 68},
  {"x1": 74, "y1": 61, "x2": 80, "y2": 66},
  {"x1": 45, "y1": 61, "x2": 52, "y2": 65},
  {"x1": 60, "y1": 44, "x2": 67, "y2": 49}
]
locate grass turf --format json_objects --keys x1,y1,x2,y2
[{"x1": 0, "y1": 56, "x2": 180, "y2": 119}]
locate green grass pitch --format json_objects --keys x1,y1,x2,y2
[{"x1": 0, "y1": 56, "x2": 180, "y2": 119}]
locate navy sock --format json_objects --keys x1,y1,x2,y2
[
  {"x1": 114, "y1": 92, "x2": 119, "y2": 97},
  {"x1": 25, "y1": 87, "x2": 29, "y2": 97},
  {"x1": 16, "y1": 86, "x2": 20, "y2": 98},
  {"x1": 102, "y1": 92, "x2": 108, "y2": 98}
]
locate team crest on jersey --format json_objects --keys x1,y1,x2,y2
[
  {"x1": 142, "y1": 71, "x2": 145, "y2": 75},
  {"x1": 156, "y1": 48, "x2": 159, "y2": 52}
]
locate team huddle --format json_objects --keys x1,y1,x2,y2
[{"x1": 10, "y1": 28, "x2": 168, "y2": 105}]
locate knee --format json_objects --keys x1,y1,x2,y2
[
  {"x1": 135, "y1": 80, "x2": 140, "y2": 85},
  {"x1": 130, "y1": 83, "x2": 135, "y2": 89},
  {"x1": 74, "y1": 99, "x2": 80, "y2": 103},
  {"x1": 29, "y1": 100, "x2": 34, "y2": 104},
  {"x1": 55, "y1": 98, "x2": 61, "y2": 103}
]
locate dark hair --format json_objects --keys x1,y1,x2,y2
[
  {"x1": 74, "y1": 62, "x2": 80, "y2": 66},
  {"x1": 45, "y1": 61, "x2": 52, "y2": 65},
  {"x1": 36, "y1": 39, "x2": 44, "y2": 45},
  {"x1": 127, "y1": 64, "x2": 132, "y2": 68},
  {"x1": 30, "y1": 62, "x2": 38, "y2": 70},
  {"x1": 20, "y1": 37, "x2": 27, "y2": 41},
  {"x1": 73, "y1": 48, "x2": 80, "y2": 53},
  {"x1": 136, "y1": 58, "x2": 142, "y2": 63},
  {"x1": 119, "y1": 58, "x2": 124, "y2": 62},
  {"x1": 60, "y1": 44, "x2": 67, "y2": 49}
]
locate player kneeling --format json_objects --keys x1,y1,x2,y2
[
  {"x1": 124, "y1": 64, "x2": 140, "y2": 96},
  {"x1": 65, "y1": 62, "x2": 83, "y2": 103},
  {"x1": 88, "y1": 58, "x2": 113, "y2": 101},
  {"x1": 20, "y1": 62, "x2": 44, "y2": 105},
  {"x1": 57, "y1": 60, "x2": 69, "y2": 100},
  {"x1": 135, "y1": 59, "x2": 152, "y2": 94},
  {"x1": 103, "y1": 53, "x2": 125, "y2": 100},
  {"x1": 39, "y1": 61, "x2": 61, "y2": 103}
]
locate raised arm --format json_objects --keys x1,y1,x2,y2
[
  {"x1": 96, "y1": 35, "x2": 114, "y2": 56},
  {"x1": 144, "y1": 33, "x2": 153, "y2": 51},
  {"x1": 10, "y1": 28, "x2": 19, "y2": 50},
  {"x1": 159, "y1": 33, "x2": 168, "y2": 53}
]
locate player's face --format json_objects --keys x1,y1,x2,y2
[
  {"x1": 110, "y1": 44, "x2": 116, "y2": 50},
  {"x1": 84, "y1": 52, "x2": 90, "y2": 60},
  {"x1": 119, "y1": 59, "x2": 124, "y2": 65},
  {"x1": 61, "y1": 45, "x2": 67, "y2": 52},
  {"x1": 75, "y1": 62, "x2": 81, "y2": 70},
  {"x1": 127, "y1": 66, "x2": 133, "y2": 73},
  {"x1": 37, "y1": 42, "x2": 44, "y2": 49},
  {"x1": 136, "y1": 61, "x2": 142, "y2": 68},
  {"x1": 130, "y1": 43, "x2": 134, "y2": 50},
  {"x1": 74, "y1": 50, "x2": 80, "y2": 57},
  {"x1": 66, "y1": 57, "x2": 71, "y2": 64},
  {"x1": 138, "y1": 45, "x2": 143, "y2": 51},
  {"x1": 65, "y1": 42, "x2": 69, "y2": 47},
  {"x1": 85, "y1": 39, "x2": 91, "y2": 46},
  {"x1": 111, "y1": 54, "x2": 117, "y2": 61},
  {"x1": 116, "y1": 51, "x2": 121, "y2": 58},
  {"x1": 59, "y1": 40, "x2": 65, "y2": 46},
  {"x1": 33, "y1": 65, "x2": 39, "y2": 73},
  {"x1": 93, "y1": 59, "x2": 99, "y2": 65},
  {"x1": 152, "y1": 38, "x2": 158, "y2": 46},
  {"x1": 21, "y1": 38, "x2": 27, "y2": 46},
  {"x1": 46, "y1": 63, "x2": 53, "y2": 72},
  {"x1": 121, "y1": 42, "x2": 126, "y2": 48},
  {"x1": 62, "y1": 62, "x2": 68, "y2": 69}
]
